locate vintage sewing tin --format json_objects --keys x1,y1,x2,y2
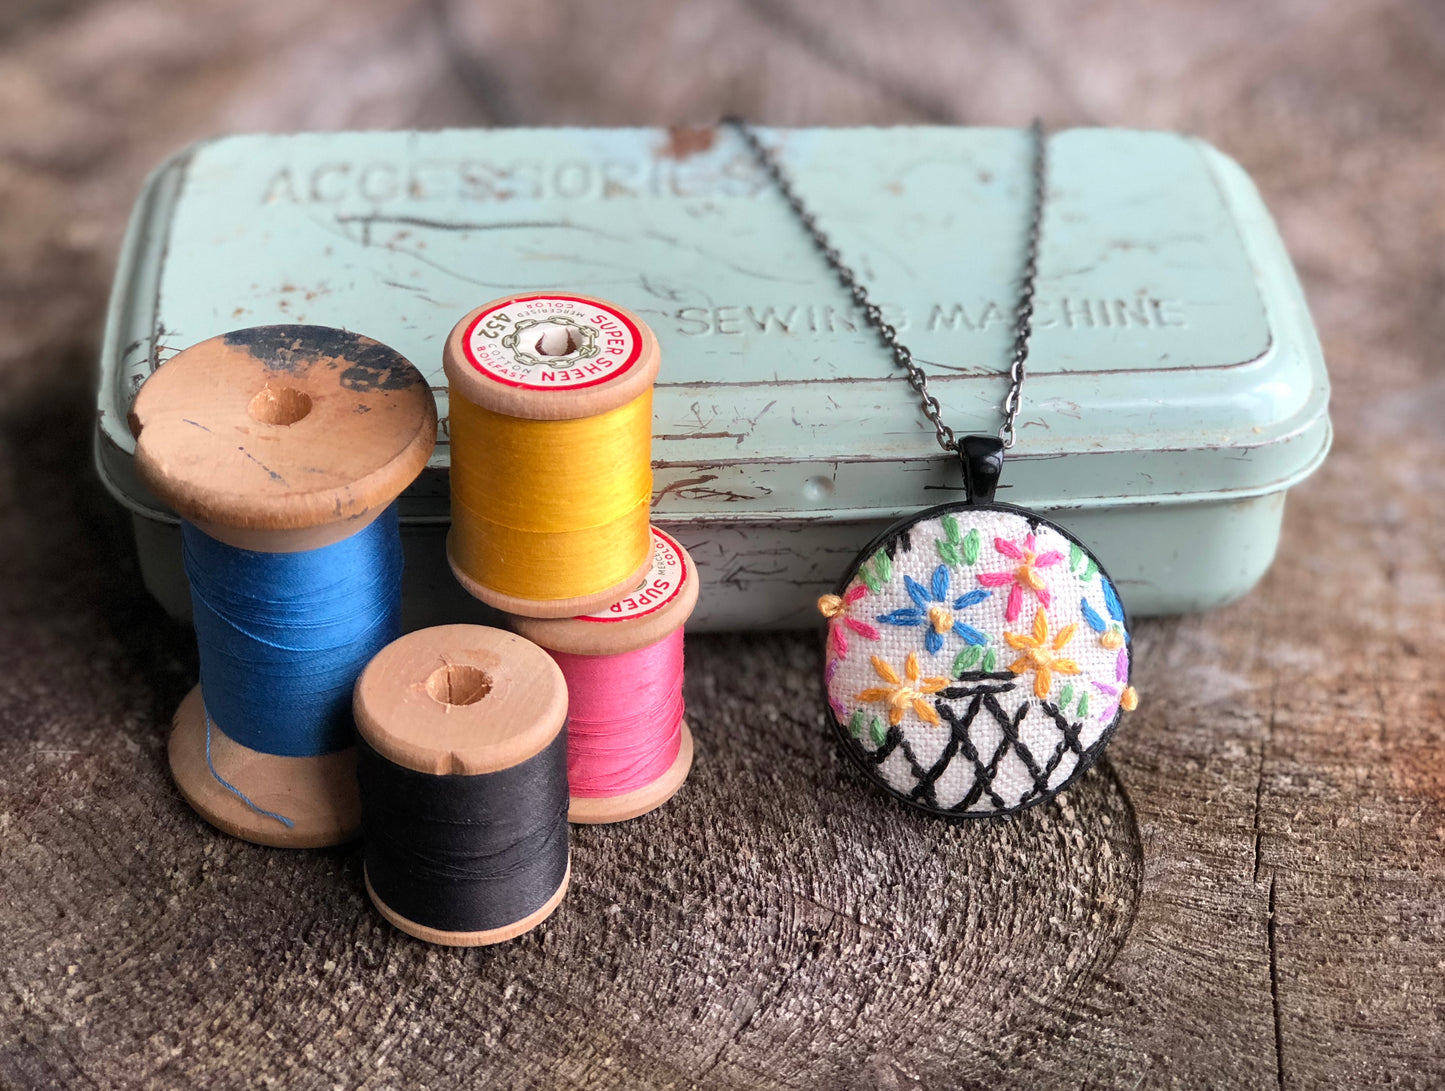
[{"x1": 95, "y1": 126, "x2": 1330, "y2": 630}]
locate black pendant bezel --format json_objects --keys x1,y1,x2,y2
[{"x1": 823, "y1": 498, "x2": 1133, "y2": 823}]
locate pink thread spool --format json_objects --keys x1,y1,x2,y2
[{"x1": 511, "y1": 528, "x2": 698, "y2": 824}]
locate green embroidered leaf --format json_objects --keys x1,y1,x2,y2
[
  {"x1": 1082, "y1": 558, "x2": 1098, "y2": 582},
  {"x1": 953, "y1": 644, "x2": 982, "y2": 675},
  {"x1": 848, "y1": 709, "x2": 866, "y2": 738},
  {"x1": 1069, "y1": 542, "x2": 1083, "y2": 571},
  {"x1": 873, "y1": 551, "x2": 893, "y2": 584},
  {"x1": 943, "y1": 514, "x2": 962, "y2": 544},
  {"x1": 869, "y1": 716, "x2": 887, "y2": 746},
  {"x1": 1077, "y1": 693, "x2": 1090, "y2": 719},
  {"x1": 937, "y1": 540, "x2": 962, "y2": 567},
  {"x1": 860, "y1": 565, "x2": 881, "y2": 593},
  {"x1": 983, "y1": 647, "x2": 997, "y2": 673},
  {"x1": 1059, "y1": 683, "x2": 1074, "y2": 709},
  {"x1": 963, "y1": 528, "x2": 981, "y2": 565}
]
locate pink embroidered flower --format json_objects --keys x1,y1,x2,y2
[
  {"x1": 817, "y1": 585, "x2": 879, "y2": 659},
  {"x1": 977, "y1": 533, "x2": 1065, "y2": 622}
]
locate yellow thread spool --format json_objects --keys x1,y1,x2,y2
[{"x1": 443, "y1": 293, "x2": 659, "y2": 619}]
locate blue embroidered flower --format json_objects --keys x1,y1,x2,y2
[
  {"x1": 1082, "y1": 578, "x2": 1128, "y2": 649},
  {"x1": 877, "y1": 564, "x2": 991, "y2": 654}
]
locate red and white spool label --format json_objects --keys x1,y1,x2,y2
[
  {"x1": 582, "y1": 529, "x2": 688, "y2": 622},
  {"x1": 460, "y1": 295, "x2": 643, "y2": 391}
]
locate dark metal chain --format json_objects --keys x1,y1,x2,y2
[{"x1": 728, "y1": 117, "x2": 1047, "y2": 451}]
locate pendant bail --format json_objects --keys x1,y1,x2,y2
[{"x1": 960, "y1": 435, "x2": 1005, "y2": 505}]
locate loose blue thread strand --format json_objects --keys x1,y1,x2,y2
[
  {"x1": 182, "y1": 505, "x2": 403, "y2": 823},
  {"x1": 204, "y1": 705, "x2": 295, "y2": 828}
]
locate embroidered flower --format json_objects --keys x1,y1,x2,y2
[
  {"x1": 817, "y1": 585, "x2": 880, "y2": 659},
  {"x1": 1081, "y1": 580, "x2": 1128, "y2": 649},
  {"x1": 1090, "y1": 643, "x2": 1139, "y2": 718},
  {"x1": 1082, "y1": 597, "x2": 1126, "y2": 650},
  {"x1": 876, "y1": 564, "x2": 990, "y2": 654},
  {"x1": 856, "y1": 652, "x2": 949, "y2": 727},
  {"x1": 978, "y1": 533, "x2": 1065, "y2": 622},
  {"x1": 1093, "y1": 681, "x2": 1140, "y2": 717},
  {"x1": 1004, "y1": 607, "x2": 1081, "y2": 700}
]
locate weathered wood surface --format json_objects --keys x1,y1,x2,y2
[{"x1": 1, "y1": 1, "x2": 1443, "y2": 1087}]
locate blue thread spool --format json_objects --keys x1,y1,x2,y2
[{"x1": 130, "y1": 326, "x2": 437, "y2": 847}]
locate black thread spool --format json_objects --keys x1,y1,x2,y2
[{"x1": 354, "y1": 625, "x2": 570, "y2": 946}]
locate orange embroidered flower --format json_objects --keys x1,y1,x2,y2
[
  {"x1": 1004, "y1": 607, "x2": 1081, "y2": 700},
  {"x1": 856, "y1": 652, "x2": 949, "y2": 727}
]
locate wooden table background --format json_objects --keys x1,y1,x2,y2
[{"x1": 2, "y1": 1, "x2": 1442, "y2": 1087}]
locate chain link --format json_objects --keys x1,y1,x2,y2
[{"x1": 728, "y1": 117, "x2": 1047, "y2": 452}]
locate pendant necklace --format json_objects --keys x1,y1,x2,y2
[{"x1": 730, "y1": 119, "x2": 1140, "y2": 819}]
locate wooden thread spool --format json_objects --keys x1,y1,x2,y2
[
  {"x1": 354, "y1": 625, "x2": 571, "y2": 946},
  {"x1": 129, "y1": 325, "x2": 437, "y2": 848},
  {"x1": 443, "y1": 292, "x2": 660, "y2": 619},
  {"x1": 512, "y1": 528, "x2": 698, "y2": 824}
]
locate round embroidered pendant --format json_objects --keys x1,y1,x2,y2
[{"x1": 821, "y1": 502, "x2": 1139, "y2": 820}]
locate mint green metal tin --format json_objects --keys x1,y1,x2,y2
[{"x1": 95, "y1": 126, "x2": 1329, "y2": 630}]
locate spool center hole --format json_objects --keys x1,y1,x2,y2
[
  {"x1": 248, "y1": 386, "x2": 312, "y2": 426},
  {"x1": 425, "y1": 664, "x2": 492, "y2": 706},
  {"x1": 534, "y1": 324, "x2": 581, "y2": 357}
]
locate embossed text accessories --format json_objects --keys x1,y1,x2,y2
[{"x1": 730, "y1": 119, "x2": 1140, "y2": 818}]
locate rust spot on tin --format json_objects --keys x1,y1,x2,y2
[{"x1": 661, "y1": 126, "x2": 717, "y2": 160}]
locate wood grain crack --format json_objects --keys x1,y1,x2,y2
[
  {"x1": 1252, "y1": 678, "x2": 1279, "y2": 885},
  {"x1": 1268, "y1": 873, "x2": 1285, "y2": 1091}
]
